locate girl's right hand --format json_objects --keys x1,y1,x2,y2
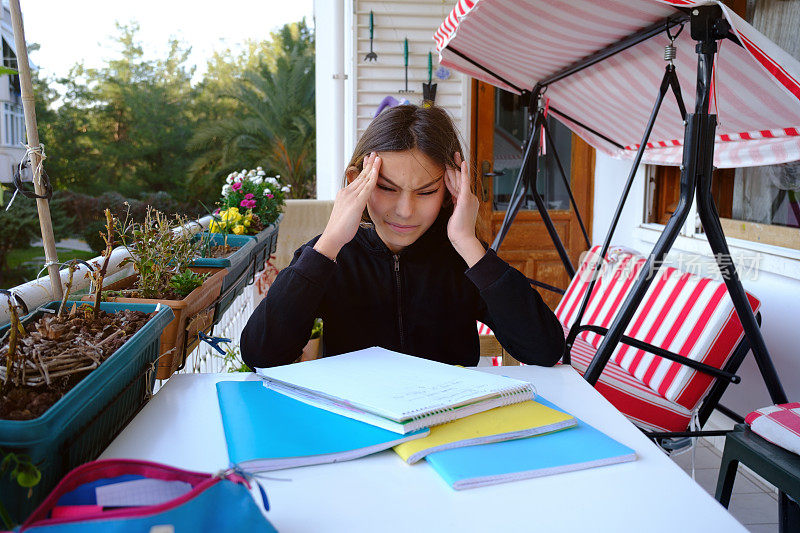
[{"x1": 314, "y1": 152, "x2": 381, "y2": 260}]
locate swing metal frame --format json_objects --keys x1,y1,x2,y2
[{"x1": 461, "y1": 5, "x2": 787, "y2": 426}]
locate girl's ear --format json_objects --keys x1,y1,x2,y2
[{"x1": 345, "y1": 166, "x2": 360, "y2": 185}]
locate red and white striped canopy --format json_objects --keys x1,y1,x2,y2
[{"x1": 435, "y1": 0, "x2": 800, "y2": 168}]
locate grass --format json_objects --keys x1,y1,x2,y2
[{"x1": 1, "y1": 247, "x2": 99, "y2": 290}]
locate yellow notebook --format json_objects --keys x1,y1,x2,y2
[{"x1": 393, "y1": 400, "x2": 577, "y2": 464}]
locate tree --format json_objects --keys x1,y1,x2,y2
[
  {"x1": 35, "y1": 24, "x2": 197, "y2": 201},
  {"x1": 188, "y1": 20, "x2": 316, "y2": 199}
]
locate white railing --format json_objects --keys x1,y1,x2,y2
[{"x1": 177, "y1": 277, "x2": 261, "y2": 374}]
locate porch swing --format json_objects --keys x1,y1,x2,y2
[{"x1": 435, "y1": 0, "x2": 799, "y2": 444}]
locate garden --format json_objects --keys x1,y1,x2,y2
[{"x1": 0, "y1": 15, "x2": 314, "y2": 528}]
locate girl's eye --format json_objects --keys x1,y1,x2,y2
[
  {"x1": 418, "y1": 188, "x2": 440, "y2": 196},
  {"x1": 377, "y1": 185, "x2": 396, "y2": 192}
]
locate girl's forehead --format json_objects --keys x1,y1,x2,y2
[{"x1": 377, "y1": 149, "x2": 444, "y2": 188}]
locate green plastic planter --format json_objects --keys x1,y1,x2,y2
[
  {"x1": 251, "y1": 214, "x2": 283, "y2": 273},
  {"x1": 0, "y1": 301, "x2": 174, "y2": 524},
  {"x1": 191, "y1": 233, "x2": 257, "y2": 318}
]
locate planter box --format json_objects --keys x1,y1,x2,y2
[
  {"x1": 0, "y1": 301, "x2": 173, "y2": 524},
  {"x1": 251, "y1": 214, "x2": 283, "y2": 273},
  {"x1": 191, "y1": 233, "x2": 257, "y2": 318},
  {"x1": 84, "y1": 267, "x2": 226, "y2": 380}
]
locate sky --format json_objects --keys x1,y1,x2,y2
[{"x1": 17, "y1": 0, "x2": 314, "y2": 82}]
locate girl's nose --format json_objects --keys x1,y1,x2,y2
[{"x1": 395, "y1": 192, "x2": 414, "y2": 219}]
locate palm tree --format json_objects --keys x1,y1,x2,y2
[{"x1": 189, "y1": 33, "x2": 316, "y2": 199}]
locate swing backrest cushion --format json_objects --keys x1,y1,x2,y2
[{"x1": 556, "y1": 245, "x2": 760, "y2": 412}]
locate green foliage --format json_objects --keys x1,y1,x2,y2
[
  {"x1": 168, "y1": 270, "x2": 209, "y2": 297},
  {"x1": 0, "y1": 194, "x2": 73, "y2": 282},
  {"x1": 217, "y1": 345, "x2": 251, "y2": 373},
  {"x1": 0, "y1": 449, "x2": 41, "y2": 530},
  {"x1": 35, "y1": 23, "x2": 196, "y2": 201},
  {"x1": 310, "y1": 318, "x2": 323, "y2": 340},
  {"x1": 188, "y1": 20, "x2": 316, "y2": 199},
  {"x1": 116, "y1": 207, "x2": 204, "y2": 299}
]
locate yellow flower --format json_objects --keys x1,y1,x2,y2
[
  {"x1": 209, "y1": 220, "x2": 220, "y2": 232},
  {"x1": 233, "y1": 224, "x2": 245, "y2": 235},
  {"x1": 243, "y1": 212, "x2": 253, "y2": 227},
  {"x1": 221, "y1": 207, "x2": 242, "y2": 224}
]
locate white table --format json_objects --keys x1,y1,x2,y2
[{"x1": 101, "y1": 366, "x2": 746, "y2": 532}]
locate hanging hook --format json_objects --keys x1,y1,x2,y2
[{"x1": 666, "y1": 21, "x2": 685, "y2": 43}]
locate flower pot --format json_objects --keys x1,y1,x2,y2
[
  {"x1": 83, "y1": 267, "x2": 226, "y2": 380},
  {"x1": 0, "y1": 301, "x2": 173, "y2": 525},
  {"x1": 191, "y1": 233, "x2": 257, "y2": 318},
  {"x1": 251, "y1": 214, "x2": 283, "y2": 273}
]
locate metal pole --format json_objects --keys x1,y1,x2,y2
[
  {"x1": 541, "y1": 119, "x2": 590, "y2": 247},
  {"x1": 584, "y1": 6, "x2": 722, "y2": 385},
  {"x1": 564, "y1": 65, "x2": 682, "y2": 363},
  {"x1": 492, "y1": 89, "x2": 543, "y2": 250},
  {"x1": 8, "y1": 0, "x2": 63, "y2": 299}
]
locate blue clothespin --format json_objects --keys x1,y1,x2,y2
[{"x1": 198, "y1": 332, "x2": 231, "y2": 355}]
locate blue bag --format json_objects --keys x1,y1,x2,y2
[{"x1": 11, "y1": 459, "x2": 277, "y2": 532}]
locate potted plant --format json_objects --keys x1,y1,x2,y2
[
  {"x1": 191, "y1": 230, "x2": 257, "y2": 318},
  {"x1": 85, "y1": 207, "x2": 226, "y2": 380},
  {"x1": 212, "y1": 167, "x2": 288, "y2": 272},
  {"x1": 1, "y1": 211, "x2": 174, "y2": 524}
]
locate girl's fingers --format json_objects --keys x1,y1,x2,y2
[
  {"x1": 444, "y1": 167, "x2": 457, "y2": 197},
  {"x1": 460, "y1": 160, "x2": 470, "y2": 194}
]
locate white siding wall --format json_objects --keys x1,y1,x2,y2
[
  {"x1": 351, "y1": 1, "x2": 470, "y2": 151},
  {"x1": 316, "y1": 0, "x2": 470, "y2": 199}
]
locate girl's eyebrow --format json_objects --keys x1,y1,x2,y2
[{"x1": 378, "y1": 174, "x2": 444, "y2": 191}]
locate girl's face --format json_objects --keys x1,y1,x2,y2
[{"x1": 366, "y1": 148, "x2": 446, "y2": 253}]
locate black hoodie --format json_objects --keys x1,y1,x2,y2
[{"x1": 241, "y1": 216, "x2": 565, "y2": 368}]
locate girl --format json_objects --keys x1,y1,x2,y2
[{"x1": 241, "y1": 105, "x2": 564, "y2": 368}]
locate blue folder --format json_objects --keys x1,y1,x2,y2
[
  {"x1": 216, "y1": 381, "x2": 428, "y2": 472},
  {"x1": 425, "y1": 396, "x2": 636, "y2": 490}
]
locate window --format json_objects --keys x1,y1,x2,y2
[
  {"x1": 3, "y1": 102, "x2": 25, "y2": 146},
  {"x1": 645, "y1": 0, "x2": 800, "y2": 251},
  {"x1": 492, "y1": 89, "x2": 573, "y2": 211}
]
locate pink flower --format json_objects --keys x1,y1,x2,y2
[
  {"x1": 213, "y1": 208, "x2": 220, "y2": 215},
  {"x1": 240, "y1": 199, "x2": 250, "y2": 208},
  {"x1": 232, "y1": 182, "x2": 242, "y2": 191},
  {"x1": 266, "y1": 193, "x2": 274, "y2": 199},
  {"x1": 244, "y1": 193, "x2": 254, "y2": 200}
]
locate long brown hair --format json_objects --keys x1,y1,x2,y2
[{"x1": 345, "y1": 105, "x2": 480, "y2": 228}]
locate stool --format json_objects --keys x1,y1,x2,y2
[{"x1": 715, "y1": 423, "x2": 800, "y2": 532}]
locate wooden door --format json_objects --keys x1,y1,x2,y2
[{"x1": 471, "y1": 80, "x2": 595, "y2": 310}]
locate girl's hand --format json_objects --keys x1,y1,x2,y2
[
  {"x1": 314, "y1": 152, "x2": 381, "y2": 260},
  {"x1": 445, "y1": 152, "x2": 485, "y2": 267}
]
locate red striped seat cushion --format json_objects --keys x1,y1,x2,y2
[
  {"x1": 563, "y1": 324, "x2": 692, "y2": 432},
  {"x1": 556, "y1": 247, "x2": 761, "y2": 428},
  {"x1": 555, "y1": 246, "x2": 647, "y2": 348},
  {"x1": 607, "y1": 263, "x2": 760, "y2": 412}
]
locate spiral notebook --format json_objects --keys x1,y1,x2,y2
[
  {"x1": 216, "y1": 381, "x2": 428, "y2": 471},
  {"x1": 393, "y1": 399, "x2": 576, "y2": 464},
  {"x1": 256, "y1": 347, "x2": 535, "y2": 434}
]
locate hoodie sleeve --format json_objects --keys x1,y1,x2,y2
[
  {"x1": 465, "y1": 249, "x2": 565, "y2": 367},
  {"x1": 241, "y1": 237, "x2": 335, "y2": 368}
]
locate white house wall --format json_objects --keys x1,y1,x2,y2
[
  {"x1": 315, "y1": 0, "x2": 470, "y2": 200},
  {"x1": 592, "y1": 151, "x2": 800, "y2": 416}
]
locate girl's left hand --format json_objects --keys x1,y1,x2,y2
[{"x1": 445, "y1": 153, "x2": 485, "y2": 266}]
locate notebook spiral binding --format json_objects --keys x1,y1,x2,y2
[{"x1": 404, "y1": 384, "x2": 536, "y2": 431}]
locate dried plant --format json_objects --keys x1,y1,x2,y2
[{"x1": 116, "y1": 206, "x2": 207, "y2": 299}]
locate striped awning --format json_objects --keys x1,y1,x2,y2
[{"x1": 434, "y1": 0, "x2": 800, "y2": 168}]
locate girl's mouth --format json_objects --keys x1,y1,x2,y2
[{"x1": 386, "y1": 222, "x2": 418, "y2": 234}]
